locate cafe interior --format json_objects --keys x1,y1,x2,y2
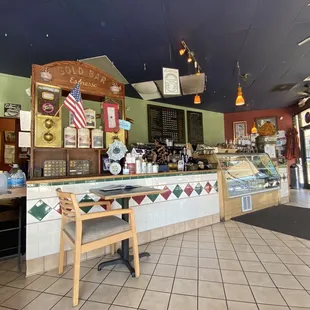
[{"x1": 0, "y1": 0, "x2": 310, "y2": 309}]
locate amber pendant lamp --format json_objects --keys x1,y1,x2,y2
[{"x1": 235, "y1": 61, "x2": 245, "y2": 106}]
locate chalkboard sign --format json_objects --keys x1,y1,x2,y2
[
  {"x1": 148, "y1": 105, "x2": 185, "y2": 143},
  {"x1": 187, "y1": 111, "x2": 204, "y2": 143}
]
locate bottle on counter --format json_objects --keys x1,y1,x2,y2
[
  {"x1": 136, "y1": 158, "x2": 141, "y2": 174},
  {"x1": 9, "y1": 164, "x2": 25, "y2": 188},
  {"x1": 0, "y1": 171, "x2": 8, "y2": 193},
  {"x1": 147, "y1": 162, "x2": 153, "y2": 174},
  {"x1": 141, "y1": 160, "x2": 147, "y2": 174},
  {"x1": 123, "y1": 163, "x2": 129, "y2": 175}
]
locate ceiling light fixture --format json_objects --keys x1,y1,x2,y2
[
  {"x1": 179, "y1": 48, "x2": 186, "y2": 56},
  {"x1": 235, "y1": 60, "x2": 245, "y2": 106},
  {"x1": 187, "y1": 54, "x2": 193, "y2": 63},
  {"x1": 179, "y1": 40, "x2": 202, "y2": 74},
  {"x1": 298, "y1": 36, "x2": 310, "y2": 46},
  {"x1": 194, "y1": 94, "x2": 201, "y2": 104}
]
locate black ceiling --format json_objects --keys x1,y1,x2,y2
[{"x1": 1, "y1": 0, "x2": 310, "y2": 112}]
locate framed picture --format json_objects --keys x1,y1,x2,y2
[
  {"x1": 4, "y1": 131, "x2": 16, "y2": 143},
  {"x1": 233, "y1": 121, "x2": 247, "y2": 140},
  {"x1": 4, "y1": 103, "x2": 21, "y2": 118},
  {"x1": 255, "y1": 116, "x2": 277, "y2": 131}
]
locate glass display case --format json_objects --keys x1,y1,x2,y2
[{"x1": 217, "y1": 153, "x2": 280, "y2": 198}]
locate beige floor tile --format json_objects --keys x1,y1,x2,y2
[
  {"x1": 271, "y1": 246, "x2": 294, "y2": 255},
  {"x1": 89, "y1": 284, "x2": 120, "y2": 304},
  {"x1": 158, "y1": 254, "x2": 178, "y2": 265},
  {"x1": 270, "y1": 274, "x2": 303, "y2": 289},
  {"x1": 154, "y1": 264, "x2": 176, "y2": 277},
  {"x1": 2, "y1": 289, "x2": 40, "y2": 310},
  {"x1": 199, "y1": 257, "x2": 219, "y2": 269},
  {"x1": 214, "y1": 237, "x2": 231, "y2": 244},
  {"x1": 180, "y1": 247, "x2": 198, "y2": 257},
  {"x1": 183, "y1": 234, "x2": 198, "y2": 242},
  {"x1": 227, "y1": 301, "x2": 258, "y2": 310},
  {"x1": 182, "y1": 241, "x2": 198, "y2": 249},
  {"x1": 199, "y1": 268, "x2": 222, "y2": 282},
  {"x1": 81, "y1": 269, "x2": 110, "y2": 283},
  {"x1": 25, "y1": 275, "x2": 58, "y2": 292},
  {"x1": 258, "y1": 305, "x2": 289, "y2": 310},
  {"x1": 168, "y1": 234, "x2": 183, "y2": 241},
  {"x1": 221, "y1": 270, "x2": 247, "y2": 285},
  {"x1": 0, "y1": 271, "x2": 20, "y2": 285},
  {"x1": 198, "y1": 297, "x2": 227, "y2": 309},
  {"x1": 162, "y1": 247, "x2": 180, "y2": 255},
  {"x1": 280, "y1": 288, "x2": 310, "y2": 307},
  {"x1": 66, "y1": 281, "x2": 99, "y2": 300},
  {"x1": 168, "y1": 294, "x2": 197, "y2": 310},
  {"x1": 173, "y1": 278, "x2": 197, "y2": 296},
  {"x1": 230, "y1": 238, "x2": 249, "y2": 245},
  {"x1": 178, "y1": 255, "x2": 198, "y2": 267},
  {"x1": 51, "y1": 296, "x2": 85, "y2": 309},
  {"x1": 199, "y1": 280, "x2": 225, "y2": 299},
  {"x1": 148, "y1": 275, "x2": 173, "y2": 293},
  {"x1": 299, "y1": 255, "x2": 310, "y2": 264},
  {"x1": 256, "y1": 253, "x2": 281, "y2": 263},
  {"x1": 124, "y1": 274, "x2": 151, "y2": 289},
  {"x1": 140, "y1": 253, "x2": 160, "y2": 264},
  {"x1": 251, "y1": 286, "x2": 286, "y2": 306},
  {"x1": 240, "y1": 261, "x2": 265, "y2": 273},
  {"x1": 286, "y1": 264, "x2": 310, "y2": 276},
  {"x1": 80, "y1": 257, "x2": 101, "y2": 268},
  {"x1": 150, "y1": 239, "x2": 167, "y2": 247},
  {"x1": 224, "y1": 283, "x2": 254, "y2": 303},
  {"x1": 295, "y1": 276, "x2": 310, "y2": 290},
  {"x1": 219, "y1": 259, "x2": 242, "y2": 271},
  {"x1": 80, "y1": 300, "x2": 109, "y2": 310},
  {"x1": 265, "y1": 239, "x2": 286, "y2": 247},
  {"x1": 140, "y1": 290, "x2": 170, "y2": 310},
  {"x1": 45, "y1": 278, "x2": 73, "y2": 295},
  {"x1": 22, "y1": 292, "x2": 61, "y2": 310},
  {"x1": 140, "y1": 262, "x2": 157, "y2": 275},
  {"x1": 113, "y1": 287, "x2": 144, "y2": 308},
  {"x1": 247, "y1": 238, "x2": 267, "y2": 246},
  {"x1": 166, "y1": 240, "x2": 182, "y2": 247},
  {"x1": 292, "y1": 247, "x2": 310, "y2": 256},
  {"x1": 175, "y1": 266, "x2": 198, "y2": 280},
  {"x1": 277, "y1": 254, "x2": 304, "y2": 265},
  {"x1": 251, "y1": 245, "x2": 273, "y2": 254},
  {"x1": 146, "y1": 245, "x2": 164, "y2": 254},
  {"x1": 199, "y1": 249, "x2": 217, "y2": 258},
  {"x1": 103, "y1": 271, "x2": 129, "y2": 286},
  {"x1": 63, "y1": 267, "x2": 91, "y2": 280},
  {"x1": 199, "y1": 242, "x2": 216, "y2": 250},
  {"x1": 216, "y1": 244, "x2": 234, "y2": 251},
  {"x1": 0, "y1": 286, "x2": 20, "y2": 303},
  {"x1": 44, "y1": 266, "x2": 71, "y2": 277},
  {"x1": 198, "y1": 235, "x2": 214, "y2": 242},
  {"x1": 233, "y1": 244, "x2": 253, "y2": 253},
  {"x1": 245, "y1": 272, "x2": 274, "y2": 287},
  {"x1": 7, "y1": 274, "x2": 40, "y2": 289},
  {"x1": 262, "y1": 262, "x2": 290, "y2": 275},
  {"x1": 217, "y1": 251, "x2": 238, "y2": 260},
  {"x1": 236, "y1": 252, "x2": 259, "y2": 262}
]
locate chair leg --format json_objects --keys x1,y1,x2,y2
[
  {"x1": 58, "y1": 231, "x2": 65, "y2": 275},
  {"x1": 132, "y1": 234, "x2": 140, "y2": 278},
  {"x1": 72, "y1": 247, "x2": 81, "y2": 307},
  {"x1": 110, "y1": 243, "x2": 115, "y2": 255}
]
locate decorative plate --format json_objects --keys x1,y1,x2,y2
[
  {"x1": 109, "y1": 162, "x2": 121, "y2": 175},
  {"x1": 107, "y1": 140, "x2": 128, "y2": 161}
]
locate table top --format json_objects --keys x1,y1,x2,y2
[
  {"x1": 0, "y1": 187, "x2": 26, "y2": 199},
  {"x1": 90, "y1": 186, "x2": 165, "y2": 200}
]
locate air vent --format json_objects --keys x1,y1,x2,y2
[{"x1": 241, "y1": 195, "x2": 252, "y2": 212}]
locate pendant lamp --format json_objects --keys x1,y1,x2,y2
[
  {"x1": 194, "y1": 94, "x2": 201, "y2": 104},
  {"x1": 235, "y1": 61, "x2": 245, "y2": 106}
]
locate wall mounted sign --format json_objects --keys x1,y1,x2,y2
[
  {"x1": 119, "y1": 120, "x2": 131, "y2": 131},
  {"x1": 187, "y1": 111, "x2": 204, "y2": 144},
  {"x1": 163, "y1": 67, "x2": 180, "y2": 95},
  {"x1": 103, "y1": 103, "x2": 119, "y2": 132},
  {"x1": 233, "y1": 121, "x2": 247, "y2": 141},
  {"x1": 4, "y1": 103, "x2": 21, "y2": 118}
]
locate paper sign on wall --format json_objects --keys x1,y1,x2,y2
[
  {"x1": 103, "y1": 103, "x2": 119, "y2": 132},
  {"x1": 163, "y1": 67, "x2": 180, "y2": 96},
  {"x1": 18, "y1": 132, "x2": 31, "y2": 148},
  {"x1": 119, "y1": 120, "x2": 131, "y2": 131},
  {"x1": 20, "y1": 111, "x2": 31, "y2": 131}
]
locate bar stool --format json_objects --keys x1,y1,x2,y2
[{"x1": 56, "y1": 189, "x2": 140, "y2": 307}]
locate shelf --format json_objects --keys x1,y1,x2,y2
[{"x1": 33, "y1": 147, "x2": 107, "y2": 151}]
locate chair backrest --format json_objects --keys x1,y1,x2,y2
[{"x1": 56, "y1": 188, "x2": 81, "y2": 221}]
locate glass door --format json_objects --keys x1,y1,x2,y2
[{"x1": 300, "y1": 127, "x2": 310, "y2": 189}]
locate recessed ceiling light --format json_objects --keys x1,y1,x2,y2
[
  {"x1": 4, "y1": 33, "x2": 7, "y2": 37},
  {"x1": 46, "y1": 34, "x2": 49, "y2": 37},
  {"x1": 298, "y1": 36, "x2": 310, "y2": 46}
]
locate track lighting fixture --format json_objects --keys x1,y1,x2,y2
[
  {"x1": 179, "y1": 48, "x2": 186, "y2": 56},
  {"x1": 179, "y1": 40, "x2": 202, "y2": 75},
  {"x1": 187, "y1": 54, "x2": 193, "y2": 63}
]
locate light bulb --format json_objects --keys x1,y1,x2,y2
[
  {"x1": 179, "y1": 48, "x2": 186, "y2": 56},
  {"x1": 187, "y1": 55, "x2": 193, "y2": 63},
  {"x1": 194, "y1": 94, "x2": 201, "y2": 104},
  {"x1": 235, "y1": 86, "x2": 245, "y2": 106}
]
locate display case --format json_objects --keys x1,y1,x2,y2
[{"x1": 217, "y1": 153, "x2": 280, "y2": 198}]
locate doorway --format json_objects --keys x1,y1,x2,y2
[{"x1": 300, "y1": 126, "x2": 310, "y2": 189}]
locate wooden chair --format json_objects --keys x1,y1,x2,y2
[{"x1": 56, "y1": 189, "x2": 140, "y2": 307}]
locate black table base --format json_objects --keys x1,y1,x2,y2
[{"x1": 97, "y1": 197, "x2": 150, "y2": 277}]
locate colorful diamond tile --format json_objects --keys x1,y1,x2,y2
[
  {"x1": 195, "y1": 183, "x2": 203, "y2": 195},
  {"x1": 132, "y1": 195, "x2": 146, "y2": 205},
  {"x1": 173, "y1": 185, "x2": 183, "y2": 198},
  {"x1": 184, "y1": 184, "x2": 194, "y2": 197},
  {"x1": 98, "y1": 198, "x2": 114, "y2": 210},
  {"x1": 54, "y1": 203, "x2": 62, "y2": 215},
  {"x1": 28, "y1": 200, "x2": 52, "y2": 221},
  {"x1": 205, "y1": 182, "x2": 212, "y2": 194},
  {"x1": 116, "y1": 198, "x2": 123, "y2": 207},
  {"x1": 213, "y1": 181, "x2": 218, "y2": 192},
  {"x1": 161, "y1": 186, "x2": 172, "y2": 200},
  {"x1": 79, "y1": 194, "x2": 95, "y2": 213},
  {"x1": 148, "y1": 193, "x2": 159, "y2": 202}
]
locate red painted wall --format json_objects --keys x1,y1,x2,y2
[{"x1": 224, "y1": 108, "x2": 293, "y2": 141}]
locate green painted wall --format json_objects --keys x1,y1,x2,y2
[{"x1": 0, "y1": 73, "x2": 225, "y2": 145}]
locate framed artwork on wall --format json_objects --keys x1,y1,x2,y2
[
  {"x1": 233, "y1": 121, "x2": 247, "y2": 140},
  {"x1": 255, "y1": 116, "x2": 278, "y2": 131}
]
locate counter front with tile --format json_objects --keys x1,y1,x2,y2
[{"x1": 26, "y1": 171, "x2": 220, "y2": 276}]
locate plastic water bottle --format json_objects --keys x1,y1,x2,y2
[
  {"x1": 0, "y1": 171, "x2": 8, "y2": 193},
  {"x1": 17, "y1": 170, "x2": 26, "y2": 187},
  {"x1": 9, "y1": 164, "x2": 25, "y2": 188}
]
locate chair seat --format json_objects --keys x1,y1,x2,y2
[{"x1": 64, "y1": 216, "x2": 131, "y2": 244}]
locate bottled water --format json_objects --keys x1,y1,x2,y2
[
  {"x1": 0, "y1": 171, "x2": 8, "y2": 193},
  {"x1": 9, "y1": 164, "x2": 25, "y2": 188}
]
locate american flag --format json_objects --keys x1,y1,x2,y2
[{"x1": 64, "y1": 83, "x2": 86, "y2": 129}]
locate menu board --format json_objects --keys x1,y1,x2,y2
[
  {"x1": 187, "y1": 111, "x2": 204, "y2": 143},
  {"x1": 148, "y1": 105, "x2": 185, "y2": 143}
]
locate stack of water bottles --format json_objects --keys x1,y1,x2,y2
[{"x1": 0, "y1": 164, "x2": 26, "y2": 193}]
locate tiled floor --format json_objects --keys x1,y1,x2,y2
[
  {"x1": 289, "y1": 189, "x2": 310, "y2": 208},
  {"x1": 2, "y1": 220, "x2": 310, "y2": 309}
]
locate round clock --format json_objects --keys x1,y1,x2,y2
[{"x1": 109, "y1": 162, "x2": 121, "y2": 175}]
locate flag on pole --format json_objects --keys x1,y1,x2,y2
[{"x1": 64, "y1": 83, "x2": 86, "y2": 129}]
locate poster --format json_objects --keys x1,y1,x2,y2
[
  {"x1": 4, "y1": 145, "x2": 15, "y2": 164},
  {"x1": 4, "y1": 103, "x2": 21, "y2": 118}
]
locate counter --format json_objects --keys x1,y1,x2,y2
[{"x1": 26, "y1": 170, "x2": 219, "y2": 276}]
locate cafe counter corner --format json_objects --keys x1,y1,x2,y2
[{"x1": 26, "y1": 171, "x2": 219, "y2": 276}]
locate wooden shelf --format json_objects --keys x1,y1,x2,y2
[{"x1": 33, "y1": 147, "x2": 107, "y2": 151}]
